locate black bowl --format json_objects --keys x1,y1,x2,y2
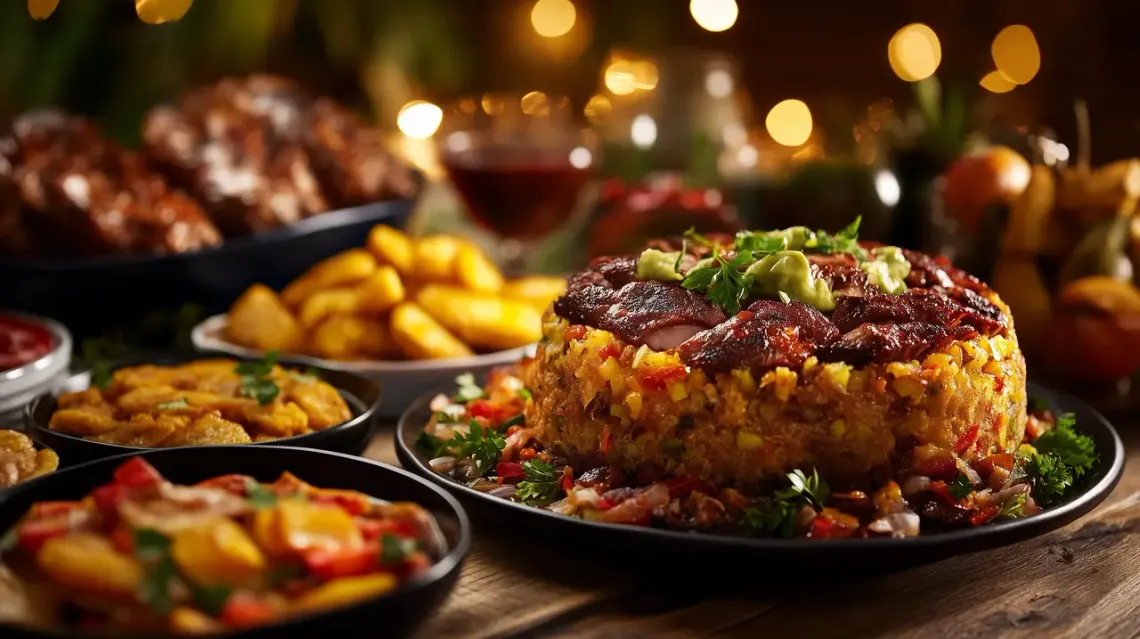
[
  {"x1": 0, "y1": 445, "x2": 470, "y2": 639},
  {"x1": 0, "y1": 198, "x2": 415, "y2": 337},
  {"x1": 396, "y1": 381, "x2": 1125, "y2": 573},
  {"x1": 26, "y1": 353, "x2": 382, "y2": 466}
]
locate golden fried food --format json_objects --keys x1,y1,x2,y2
[
  {"x1": 366, "y1": 224, "x2": 414, "y2": 275},
  {"x1": 415, "y1": 284, "x2": 542, "y2": 351},
  {"x1": 225, "y1": 284, "x2": 302, "y2": 353},
  {"x1": 0, "y1": 430, "x2": 58, "y2": 489},
  {"x1": 455, "y1": 243, "x2": 504, "y2": 294},
  {"x1": 48, "y1": 359, "x2": 352, "y2": 447},
  {"x1": 501, "y1": 276, "x2": 568, "y2": 312},
  {"x1": 412, "y1": 235, "x2": 468, "y2": 282},
  {"x1": 297, "y1": 266, "x2": 404, "y2": 329},
  {"x1": 308, "y1": 314, "x2": 398, "y2": 360},
  {"x1": 390, "y1": 302, "x2": 474, "y2": 359},
  {"x1": 281, "y1": 249, "x2": 377, "y2": 308}
]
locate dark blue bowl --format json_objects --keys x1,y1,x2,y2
[{"x1": 0, "y1": 198, "x2": 416, "y2": 334}]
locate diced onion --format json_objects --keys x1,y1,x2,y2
[
  {"x1": 489, "y1": 486, "x2": 517, "y2": 499},
  {"x1": 868, "y1": 512, "x2": 921, "y2": 538},
  {"x1": 901, "y1": 475, "x2": 931, "y2": 495},
  {"x1": 428, "y1": 456, "x2": 455, "y2": 472}
]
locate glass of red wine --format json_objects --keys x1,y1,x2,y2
[{"x1": 436, "y1": 92, "x2": 598, "y2": 274}]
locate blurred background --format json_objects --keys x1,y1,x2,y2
[{"x1": 6, "y1": 0, "x2": 1140, "y2": 398}]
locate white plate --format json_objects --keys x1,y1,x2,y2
[{"x1": 191, "y1": 314, "x2": 533, "y2": 417}]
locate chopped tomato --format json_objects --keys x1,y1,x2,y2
[
  {"x1": 559, "y1": 467, "x2": 575, "y2": 492},
  {"x1": 308, "y1": 491, "x2": 370, "y2": 517},
  {"x1": 564, "y1": 325, "x2": 587, "y2": 340},
  {"x1": 970, "y1": 505, "x2": 1001, "y2": 526},
  {"x1": 91, "y1": 483, "x2": 128, "y2": 516},
  {"x1": 391, "y1": 551, "x2": 432, "y2": 580},
  {"x1": 1025, "y1": 415, "x2": 1047, "y2": 441},
  {"x1": 597, "y1": 344, "x2": 621, "y2": 362},
  {"x1": 465, "y1": 399, "x2": 497, "y2": 420},
  {"x1": 30, "y1": 501, "x2": 83, "y2": 519},
  {"x1": 111, "y1": 526, "x2": 134, "y2": 554},
  {"x1": 975, "y1": 453, "x2": 1015, "y2": 480},
  {"x1": 600, "y1": 427, "x2": 612, "y2": 455},
  {"x1": 809, "y1": 516, "x2": 834, "y2": 538},
  {"x1": 518, "y1": 447, "x2": 537, "y2": 461},
  {"x1": 220, "y1": 593, "x2": 278, "y2": 628},
  {"x1": 954, "y1": 425, "x2": 980, "y2": 455},
  {"x1": 356, "y1": 519, "x2": 416, "y2": 541},
  {"x1": 928, "y1": 480, "x2": 959, "y2": 506},
  {"x1": 913, "y1": 456, "x2": 957, "y2": 480},
  {"x1": 18, "y1": 518, "x2": 70, "y2": 553},
  {"x1": 636, "y1": 365, "x2": 688, "y2": 392},
  {"x1": 506, "y1": 425, "x2": 523, "y2": 436},
  {"x1": 663, "y1": 475, "x2": 716, "y2": 499},
  {"x1": 302, "y1": 542, "x2": 380, "y2": 580},
  {"x1": 496, "y1": 462, "x2": 526, "y2": 482},
  {"x1": 196, "y1": 474, "x2": 257, "y2": 495},
  {"x1": 595, "y1": 499, "x2": 614, "y2": 511},
  {"x1": 113, "y1": 457, "x2": 163, "y2": 489}
]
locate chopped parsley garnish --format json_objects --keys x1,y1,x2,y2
[
  {"x1": 810, "y1": 215, "x2": 867, "y2": 260},
  {"x1": 452, "y1": 373, "x2": 485, "y2": 403},
  {"x1": 286, "y1": 366, "x2": 322, "y2": 384},
  {"x1": 501, "y1": 413, "x2": 526, "y2": 429},
  {"x1": 681, "y1": 250, "x2": 755, "y2": 315},
  {"x1": 156, "y1": 397, "x2": 189, "y2": 411},
  {"x1": 191, "y1": 584, "x2": 233, "y2": 617},
  {"x1": 682, "y1": 227, "x2": 714, "y2": 248},
  {"x1": 133, "y1": 528, "x2": 176, "y2": 615},
  {"x1": 91, "y1": 363, "x2": 113, "y2": 390},
  {"x1": 949, "y1": 472, "x2": 974, "y2": 499},
  {"x1": 80, "y1": 336, "x2": 131, "y2": 390},
  {"x1": 245, "y1": 480, "x2": 279, "y2": 509},
  {"x1": 515, "y1": 459, "x2": 563, "y2": 505},
  {"x1": 777, "y1": 291, "x2": 792, "y2": 303},
  {"x1": 998, "y1": 492, "x2": 1028, "y2": 519},
  {"x1": 673, "y1": 239, "x2": 688, "y2": 274},
  {"x1": 1026, "y1": 453, "x2": 1073, "y2": 506},
  {"x1": 133, "y1": 528, "x2": 172, "y2": 560},
  {"x1": 517, "y1": 388, "x2": 533, "y2": 402},
  {"x1": 448, "y1": 421, "x2": 506, "y2": 475},
  {"x1": 1026, "y1": 412, "x2": 1097, "y2": 506},
  {"x1": 236, "y1": 351, "x2": 280, "y2": 406},
  {"x1": 734, "y1": 234, "x2": 790, "y2": 253},
  {"x1": 380, "y1": 533, "x2": 418, "y2": 565},
  {"x1": 742, "y1": 468, "x2": 828, "y2": 538},
  {"x1": 415, "y1": 431, "x2": 448, "y2": 458}
]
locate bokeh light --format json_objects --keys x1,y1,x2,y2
[
  {"x1": 887, "y1": 23, "x2": 941, "y2": 82},
  {"x1": 135, "y1": 0, "x2": 193, "y2": 24},
  {"x1": 991, "y1": 25, "x2": 1040, "y2": 85},
  {"x1": 630, "y1": 114, "x2": 658, "y2": 149},
  {"x1": 632, "y1": 61, "x2": 659, "y2": 91},
  {"x1": 584, "y1": 94, "x2": 612, "y2": 124},
  {"x1": 980, "y1": 71, "x2": 1017, "y2": 94},
  {"x1": 604, "y1": 60, "x2": 638, "y2": 95},
  {"x1": 396, "y1": 101, "x2": 443, "y2": 139},
  {"x1": 765, "y1": 99, "x2": 813, "y2": 147},
  {"x1": 530, "y1": 0, "x2": 576, "y2": 38},
  {"x1": 520, "y1": 91, "x2": 549, "y2": 116},
  {"x1": 27, "y1": 0, "x2": 58, "y2": 19},
  {"x1": 705, "y1": 69, "x2": 734, "y2": 98},
  {"x1": 689, "y1": 0, "x2": 738, "y2": 33}
]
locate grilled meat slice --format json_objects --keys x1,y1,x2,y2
[
  {"x1": 903, "y1": 249, "x2": 986, "y2": 293},
  {"x1": 552, "y1": 285, "x2": 619, "y2": 328},
  {"x1": 599, "y1": 281, "x2": 727, "y2": 349},
  {"x1": 566, "y1": 255, "x2": 639, "y2": 292},
  {"x1": 818, "y1": 322, "x2": 979, "y2": 367},
  {"x1": 810, "y1": 261, "x2": 876, "y2": 298},
  {"x1": 677, "y1": 300, "x2": 838, "y2": 375},
  {"x1": 936, "y1": 287, "x2": 1008, "y2": 335},
  {"x1": 831, "y1": 292, "x2": 974, "y2": 334}
]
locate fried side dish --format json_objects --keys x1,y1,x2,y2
[
  {"x1": 48, "y1": 359, "x2": 352, "y2": 447},
  {"x1": 0, "y1": 457, "x2": 440, "y2": 634},
  {"x1": 0, "y1": 430, "x2": 58, "y2": 489}
]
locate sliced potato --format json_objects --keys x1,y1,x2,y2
[
  {"x1": 366, "y1": 224, "x2": 414, "y2": 275},
  {"x1": 294, "y1": 573, "x2": 398, "y2": 613},
  {"x1": 412, "y1": 235, "x2": 468, "y2": 283},
  {"x1": 308, "y1": 314, "x2": 398, "y2": 360},
  {"x1": 501, "y1": 276, "x2": 567, "y2": 311},
  {"x1": 298, "y1": 289, "x2": 360, "y2": 330},
  {"x1": 171, "y1": 518, "x2": 266, "y2": 587},
  {"x1": 281, "y1": 249, "x2": 377, "y2": 309},
  {"x1": 454, "y1": 243, "x2": 504, "y2": 294},
  {"x1": 415, "y1": 285, "x2": 542, "y2": 351},
  {"x1": 37, "y1": 533, "x2": 143, "y2": 597},
  {"x1": 390, "y1": 302, "x2": 474, "y2": 359},
  {"x1": 226, "y1": 285, "x2": 302, "y2": 353},
  {"x1": 297, "y1": 267, "x2": 405, "y2": 329}
]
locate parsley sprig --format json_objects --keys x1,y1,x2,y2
[
  {"x1": 949, "y1": 472, "x2": 973, "y2": 499},
  {"x1": 810, "y1": 216, "x2": 866, "y2": 260},
  {"x1": 742, "y1": 468, "x2": 829, "y2": 538},
  {"x1": 134, "y1": 528, "x2": 177, "y2": 615},
  {"x1": 1025, "y1": 412, "x2": 1097, "y2": 506},
  {"x1": 515, "y1": 459, "x2": 563, "y2": 505},
  {"x1": 681, "y1": 250, "x2": 755, "y2": 315},
  {"x1": 448, "y1": 420, "x2": 506, "y2": 476},
  {"x1": 415, "y1": 431, "x2": 448, "y2": 458},
  {"x1": 452, "y1": 373, "x2": 485, "y2": 403},
  {"x1": 235, "y1": 351, "x2": 280, "y2": 406}
]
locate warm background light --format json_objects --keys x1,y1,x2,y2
[
  {"x1": 396, "y1": 100, "x2": 443, "y2": 139},
  {"x1": 689, "y1": 0, "x2": 738, "y2": 33},
  {"x1": 991, "y1": 25, "x2": 1041, "y2": 85},
  {"x1": 520, "y1": 91, "x2": 549, "y2": 116},
  {"x1": 135, "y1": 0, "x2": 193, "y2": 24},
  {"x1": 980, "y1": 71, "x2": 1017, "y2": 94},
  {"x1": 765, "y1": 99, "x2": 813, "y2": 147},
  {"x1": 604, "y1": 60, "x2": 638, "y2": 95},
  {"x1": 583, "y1": 94, "x2": 612, "y2": 123},
  {"x1": 27, "y1": 0, "x2": 58, "y2": 19},
  {"x1": 530, "y1": 0, "x2": 576, "y2": 38},
  {"x1": 887, "y1": 23, "x2": 941, "y2": 82}
]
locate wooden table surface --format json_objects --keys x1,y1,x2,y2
[{"x1": 364, "y1": 419, "x2": 1140, "y2": 639}]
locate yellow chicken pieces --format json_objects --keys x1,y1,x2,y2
[
  {"x1": 37, "y1": 533, "x2": 143, "y2": 597},
  {"x1": 171, "y1": 519, "x2": 266, "y2": 587},
  {"x1": 225, "y1": 284, "x2": 302, "y2": 353}
]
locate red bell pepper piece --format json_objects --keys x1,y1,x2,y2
[
  {"x1": 302, "y1": 542, "x2": 380, "y2": 580},
  {"x1": 196, "y1": 474, "x2": 258, "y2": 495},
  {"x1": 220, "y1": 593, "x2": 278, "y2": 628},
  {"x1": 18, "y1": 518, "x2": 71, "y2": 553},
  {"x1": 91, "y1": 483, "x2": 128, "y2": 516},
  {"x1": 308, "y1": 492, "x2": 370, "y2": 517},
  {"x1": 636, "y1": 366, "x2": 688, "y2": 392},
  {"x1": 564, "y1": 325, "x2": 587, "y2": 340},
  {"x1": 597, "y1": 344, "x2": 621, "y2": 362},
  {"x1": 928, "y1": 480, "x2": 959, "y2": 506},
  {"x1": 29, "y1": 501, "x2": 83, "y2": 519},
  {"x1": 913, "y1": 456, "x2": 958, "y2": 480},
  {"x1": 970, "y1": 505, "x2": 1001, "y2": 526},
  {"x1": 600, "y1": 427, "x2": 612, "y2": 455},
  {"x1": 663, "y1": 475, "x2": 716, "y2": 499},
  {"x1": 955, "y1": 425, "x2": 980, "y2": 455},
  {"x1": 113, "y1": 457, "x2": 163, "y2": 489},
  {"x1": 466, "y1": 399, "x2": 496, "y2": 420},
  {"x1": 356, "y1": 518, "x2": 416, "y2": 541},
  {"x1": 595, "y1": 498, "x2": 614, "y2": 511},
  {"x1": 496, "y1": 462, "x2": 526, "y2": 482}
]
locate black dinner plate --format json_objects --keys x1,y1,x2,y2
[
  {"x1": 395, "y1": 381, "x2": 1125, "y2": 573},
  {"x1": 0, "y1": 197, "x2": 415, "y2": 337},
  {"x1": 0, "y1": 445, "x2": 470, "y2": 639},
  {"x1": 26, "y1": 352, "x2": 382, "y2": 466}
]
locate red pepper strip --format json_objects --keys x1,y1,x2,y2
[
  {"x1": 308, "y1": 491, "x2": 370, "y2": 517},
  {"x1": 809, "y1": 516, "x2": 835, "y2": 539},
  {"x1": 559, "y1": 467, "x2": 575, "y2": 492},
  {"x1": 18, "y1": 518, "x2": 71, "y2": 553},
  {"x1": 302, "y1": 542, "x2": 380, "y2": 581},
  {"x1": 496, "y1": 462, "x2": 526, "y2": 482},
  {"x1": 595, "y1": 499, "x2": 614, "y2": 511},
  {"x1": 113, "y1": 457, "x2": 164, "y2": 489},
  {"x1": 636, "y1": 366, "x2": 687, "y2": 392},
  {"x1": 29, "y1": 501, "x2": 84, "y2": 519},
  {"x1": 91, "y1": 483, "x2": 128, "y2": 516},
  {"x1": 598, "y1": 344, "x2": 621, "y2": 362},
  {"x1": 970, "y1": 505, "x2": 1001, "y2": 526},
  {"x1": 196, "y1": 474, "x2": 258, "y2": 495},
  {"x1": 564, "y1": 325, "x2": 587, "y2": 340},
  {"x1": 600, "y1": 427, "x2": 612, "y2": 455},
  {"x1": 928, "y1": 481, "x2": 959, "y2": 506},
  {"x1": 220, "y1": 593, "x2": 278, "y2": 628},
  {"x1": 913, "y1": 456, "x2": 958, "y2": 480},
  {"x1": 466, "y1": 399, "x2": 497, "y2": 420},
  {"x1": 663, "y1": 475, "x2": 717, "y2": 499},
  {"x1": 391, "y1": 551, "x2": 432, "y2": 580},
  {"x1": 111, "y1": 526, "x2": 134, "y2": 554},
  {"x1": 955, "y1": 425, "x2": 980, "y2": 455},
  {"x1": 357, "y1": 519, "x2": 416, "y2": 541}
]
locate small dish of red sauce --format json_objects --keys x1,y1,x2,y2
[{"x1": 0, "y1": 314, "x2": 56, "y2": 372}]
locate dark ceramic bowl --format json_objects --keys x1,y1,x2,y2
[
  {"x1": 0, "y1": 445, "x2": 469, "y2": 638},
  {"x1": 0, "y1": 198, "x2": 415, "y2": 336},
  {"x1": 396, "y1": 381, "x2": 1124, "y2": 573},
  {"x1": 25, "y1": 353, "x2": 382, "y2": 466}
]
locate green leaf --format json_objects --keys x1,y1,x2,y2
[
  {"x1": 734, "y1": 234, "x2": 789, "y2": 253},
  {"x1": 517, "y1": 388, "x2": 533, "y2": 402},
  {"x1": 139, "y1": 556, "x2": 177, "y2": 616},
  {"x1": 1027, "y1": 453, "x2": 1074, "y2": 506},
  {"x1": 245, "y1": 480, "x2": 278, "y2": 509},
  {"x1": 156, "y1": 397, "x2": 189, "y2": 411},
  {"x1": 515, "y1": 459, "x2": 563, "y2": 505},
  {"x1": 380, "y1": 533, "x2": 418, "y2": 565},
  {"x1": 674, "y1": 239, "x2": 688, "y2": 274},
  {"x1": 685, "y1": 251, "x2": 755, "y2": 316},
  {"x1": 998, "y1": 492, "x2": 1027, "y2": 520},
  {"x1": 949, "y1": 473, "x2": 973, "y2": 499},
  {"x1": 191, "y1": 584, "x2": 232, "y2": 617},
  {"x1": 1033, "y1": 413, "x2": 1097, "y2": 477},
  {"x1": 447, "y1": 421, "x2": 506, "y2": 475},
  {"x1": 775, "y1": 468, "x2": 829, "y2": 509},
  {"x1": 91, "y1": 362, "x2": 113, "y2": 390},
  {"x1": 742, "y1": 502, "x2": 798, "y2": 538},
  {"x1": 132, "y1": 528, "x2": 172, "y2": 562},
  {"x1": 416, "y1": 431, "x2": 448, "y2": 458},
  {"x1": 682, "y1": 227, "x2": 714, "y2": 248},
  {"x1": 452, "y1": 373, "x2": 484, "y2": 403},
  {"x1": 501, "y1": 413, "x2": 526, "y2": 430},
  {"x1": 236, "y1": 352, "x2": 280, "y2": 406}
]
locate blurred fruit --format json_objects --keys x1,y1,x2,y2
[
  {"x1": 1001, "y1": 165, "x2": 1055, "y2": 254},
  {"x1": 942, "y1": 146, "x2": 1031, "y2": 234},
  {"x1": 1056, "y1": 160, "x2": 1140, "y2": 224},
  {"x1": 992, "y1": 257, "x2": 1052, "y2": 349},
  {"x1": 1059, "y1": 215, "x2": 1134, "y2": 287},
  {"x1": 1041, "y1": 276, "x2": 1140, "y2": 384}
]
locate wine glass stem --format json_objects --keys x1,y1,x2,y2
[{"x1": 499, "y1": 237, "x2": 528, "y2": 278}]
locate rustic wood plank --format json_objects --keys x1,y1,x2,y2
[{"x1": 542, "y1": 600, "x2": 776, "y2": 639}]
